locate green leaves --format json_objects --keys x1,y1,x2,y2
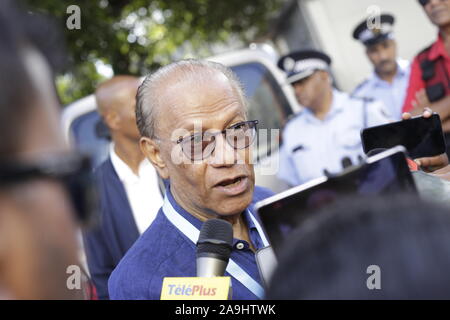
[{"x1": 24, "y1": 0, "x2": 283, "y2": 105}]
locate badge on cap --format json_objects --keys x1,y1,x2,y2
[
  {"x1": 352, "y1": 13, "x2": 395, "y2": 46},
  {"x1": 277, "y1": 49, "x2": 332, "y2": 84}
]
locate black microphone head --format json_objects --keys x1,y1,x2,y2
[{"x1": 197, "y1": 219, "x2": 233, "y2": 262}]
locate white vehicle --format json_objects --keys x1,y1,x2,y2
[{"x1": 62, "y1": 45, "x2": 299, "y2": 193}]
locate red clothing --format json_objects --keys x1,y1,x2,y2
[{"x1": 403, "y1": 34, "x2": 450, "y2": 112}]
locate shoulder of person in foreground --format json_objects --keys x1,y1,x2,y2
[{"x1": 107, "y1": 210, "x2": 194, "y2": 300}]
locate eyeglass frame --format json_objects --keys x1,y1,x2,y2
[
  {"x1": 153, "y1": 119, "x2": 259, "y2": 161},
  {"x1": 0, "y1": 153, "x2": 98, "y2": 226}
]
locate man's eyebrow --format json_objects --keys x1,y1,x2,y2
[
  {"x1": 177, "y1": 113, "x2": 245, "y2": 133},
  {"x1": 224, "y1": 115, "x2": 246, "y2": 128}
]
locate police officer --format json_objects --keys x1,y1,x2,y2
[
  {"x1": 277, "y1": 49, "x2": 391, "y2": 187},
  {"x1": 352, "y1": 13, "x2": 410, "y2": 120}
]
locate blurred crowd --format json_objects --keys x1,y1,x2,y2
[{"x1": 2, "y1": 0, "x2": 450, "y2": 300}]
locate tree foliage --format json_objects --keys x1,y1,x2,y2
[{"x1": 24, "y1": 0, "x2": 283, "y2": 105}]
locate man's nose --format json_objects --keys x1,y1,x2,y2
[{"x1": 208, "y1": 134, "x2": 237, "y2": 167}]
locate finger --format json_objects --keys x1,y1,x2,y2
[
  {"x1": 415, "y1": 157, "x2": 435, "y2": 168},
  {"x1": 402, "y1": 112, "x2": 412, "y2": 120},
  {"x1": 423, "y1": 107, "x2": 433, "y2": 118},
  {"x1": 415, "y1": 154, "x2": 448, "y2": 168}
]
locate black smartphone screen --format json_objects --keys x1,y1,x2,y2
[
  {"x1": 257, "y1": 148, "x2": 416, "y2": 255},
  {"x1": 361, "y1": 113, "x2": 446, "y2": 158}
]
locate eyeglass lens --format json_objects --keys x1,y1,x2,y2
[{"x1": 181, "y1": 121, "x2": 257, "y2": 160}]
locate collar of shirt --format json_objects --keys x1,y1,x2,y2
[
  {"x1": 109, "y1": 143, "x2": 151, "y2": 185},
  {"x1": 302, "y1": 89, "x2": 346, "y2": 124},
  {"x1": 429, "y1": 34, "x2": 450, "y2": 61},
  {"x1": 371, "y1": 59, "x2": 410, "y2": 88},
  {"x1": 165, "y1": 186, "x2": 265, "y2": 250}
]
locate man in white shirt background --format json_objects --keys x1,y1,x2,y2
[{"x1": 83, "y1": 75, "x2": 163, "y2": 299}]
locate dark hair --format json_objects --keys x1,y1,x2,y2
[
  {"x1": 267, "y1": 194, "x2": 450, "y2": 299},
  {"x1": 0, "y1": 0, "x2": 66, "y2": 156}
]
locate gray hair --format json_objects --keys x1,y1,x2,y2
[{"x1": 135, "y1": 59, "x2": 247, "y2": 138}]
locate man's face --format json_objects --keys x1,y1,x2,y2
[
  {"x1": 366, "y1": 39, "x2": 398, "y2": 76},
  {"x1": 0, "y1": 49, "x2": 81, "y2": 299},
  {"x1": 423, "y1": 0, "x2": 450, "y2": 27},
  {"x1": 292, "y1": 71, "x2": 328, "y2": 110},
  {"x1": 155, "y1": 71, "x2": 255, "y2": 217}
]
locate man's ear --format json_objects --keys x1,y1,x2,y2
[
  {"x1": 103, "y1": 110, "x2": 120, "y2": 131},
  {"x1": 140, "y1": 137, "x2": 169, "y2": 179},
  {"x1": 320, "y1": 71, "x2": 333, "y2": 86}
]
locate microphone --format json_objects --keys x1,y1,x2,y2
[{"x1": 196, "y1": 219, "x2": 233, "y2": 277}]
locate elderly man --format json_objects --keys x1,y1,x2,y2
[
  {"x1": 352, "y1": 13, "x2": 410, "y2": 120},
  {"x1": 83, "y1": 76, "x2": 163, "y2": 299},
  {"x1": 108, "y1": 60, "x2": 273, "y2": 300}
]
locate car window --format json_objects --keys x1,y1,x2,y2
[{"x1": 231, "y1": 63, "x2": 292, "y2": 160}]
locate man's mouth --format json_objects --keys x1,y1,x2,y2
[
  {"x1": 432, "y1": 7, "x2": 448, "y2": 18},
  {"x1": 216, "y1": 176, "x2": 243, "y2": 187},
  {"x1": 214, "y1": 176, "x2": 249, "y2": 195}
]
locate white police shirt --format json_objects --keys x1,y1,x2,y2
[
  {"x1": 277, "y1": 89, "x2": 392, "y2": 187},
  {"x1": 352, "y1": 59, "x2": 410, "y2": 120}
]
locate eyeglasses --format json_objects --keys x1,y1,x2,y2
[
  {"x1": 0, "y1": 153, "x2": 98, "y2": 226},
  {"x1": 175, "y1": 120, "x2": 258, "y2": 161}
]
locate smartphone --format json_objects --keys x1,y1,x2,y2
[
  {"x1": 255, "y1": 146, "x2": 417, "y2": 255},
  {"x1": 361, "y1": 113, "x2": 446, "y2": 159}
]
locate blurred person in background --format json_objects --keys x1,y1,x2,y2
[
  {"x1": 267, "y1": 195, "x2": 450, "y2": 299},
  {"x1": 352, "y1": 13, "x2": 410, "y2": 120},
  {"x1": 83, "y1": 76, "x2": 164, "y2": 300},
  {"x1": 0, "y1": 0, "x2": 90, "y2": 299},
  {"x1": 277, "y1": 50, "x2": 391, "y2": 187},
  {"x1": 403, "y1": 0, "x2": 450, "y2": 157}
]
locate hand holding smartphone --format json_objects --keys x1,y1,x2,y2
[{"x1": 361, "y1": 113, "x2": 446, "y2": 159}]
